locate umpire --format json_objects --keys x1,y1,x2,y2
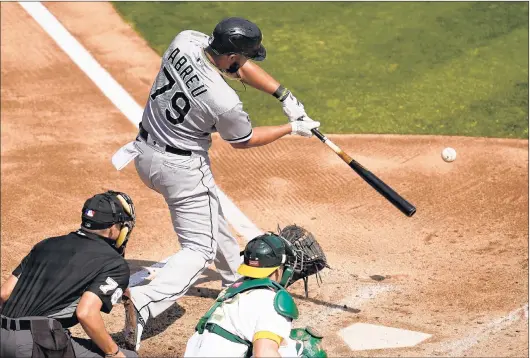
[{"x1": 0, "y1": 190, "x2": 138, "y2": 358}]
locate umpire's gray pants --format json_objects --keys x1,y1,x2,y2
[
  {"x1": 129, "y1": 139, "x2": 241, "y2": 321},
  {"x1": 0, "y1": 316, "x2": 138, "y2": 357}
]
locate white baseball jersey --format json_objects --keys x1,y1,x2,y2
[
  {"x1": 184, "y1": 288, "x2": 293, "y2": 357},
  {"x1": 142, "y1": 30, "x2": 253, "y2": 152}
]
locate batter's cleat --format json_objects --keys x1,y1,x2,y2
[{"x1": 123, "y1": 296, "x2": 146, "y2": 352}]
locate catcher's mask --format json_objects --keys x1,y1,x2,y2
[
  {"x1": 81, "y1": 190, "x2": 136, "y2": 255},
  {"x1": 238, "y1": 233, "x2": 296, "y2": 285}
]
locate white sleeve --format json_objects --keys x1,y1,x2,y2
[
  {"x1": 252, "y1": 290, "x2": 293, "y2": 342},
  {"x1": 175, "y1": 30, "x2": 209, "y2": 44},
  {"x1": 215, "y1": 103, "x2": 253, "y2": 143}
]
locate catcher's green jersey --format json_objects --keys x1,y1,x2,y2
[
  {"x1": 186, "y1": 278, "x2": 294, "y2": 357},
  {"x1": 196, "y1": 278, "x2": 298, "y2": 333}
]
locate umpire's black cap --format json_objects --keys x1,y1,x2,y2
[{"x1": 81, "y1": 191, "x2": 135, "y2": 230}]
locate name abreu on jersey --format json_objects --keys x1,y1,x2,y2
[
  {"x1": 142, "y1": 30, "x2": 250, "y2": 153},
  {"x1": 168, "y1": 30, "x2": 241, "y2": 114}
]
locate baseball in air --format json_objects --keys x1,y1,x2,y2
[{"x1": 441, "y1": 147, "x2": 457, "y2": 162}]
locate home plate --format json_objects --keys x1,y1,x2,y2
[{"x1": 339, "y1": 323, "x2": 432, "y2": 351}]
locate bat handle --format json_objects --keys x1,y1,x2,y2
[
  {"x1": 312, "y1": 128, "x2": 354, "y2": 163},
  {"x1": 311, "y1": 128, "x2": 326, "y2": 142}
]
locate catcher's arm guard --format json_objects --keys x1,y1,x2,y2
[{"x1": 279, "y1": 225, "x2": 330, "y2": 297}]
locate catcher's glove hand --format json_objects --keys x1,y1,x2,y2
[{"x1": 279, "y1": 224, "x2": 330, "y2": 296}]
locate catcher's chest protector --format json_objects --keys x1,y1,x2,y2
[{"x1": 195, "y1": 278, "x2": 298, "y2": 355}]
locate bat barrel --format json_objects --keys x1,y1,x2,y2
[
  {"x1": 349, "y1": 159, "x2": 416, "y2": 217},
  {"x1": 311, "y1": 127, "x2": 416, "y2": 217}
]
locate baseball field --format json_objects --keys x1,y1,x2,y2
[{"x1": 1, "y1": 1, "x2": 528, "y2": 357}]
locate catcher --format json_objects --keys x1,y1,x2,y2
[{"x1": 184, "y1": 225, "x2": 328, "y2": 358}]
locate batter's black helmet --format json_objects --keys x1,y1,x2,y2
[{"x1": 209, "y1": 17, "x2": 266, "y2": 61}]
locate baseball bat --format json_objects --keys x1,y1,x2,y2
[{"x1": 311, "y1": 128, "x2": 416, "y2": 217}]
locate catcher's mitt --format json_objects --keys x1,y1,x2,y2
[{"x1": 279, "y1": 224, "x2": 329, "y2": 297}]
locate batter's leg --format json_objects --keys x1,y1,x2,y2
[
  {"x1": 130, "y1": 248, "x2": 213, "y2": 319},
  {"x1": 130, "y1": 150, "x2": 220, "y2": 320},
  {"x1": 213, "y1": 202, "x2": 242, "y2": 287}
]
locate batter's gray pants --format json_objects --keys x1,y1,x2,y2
[
  {"x1": 129, "y1": 139, "x2": 241, "y2": 321},
  {"x1": 0, "y1": 316, "x2": 138, "y2": 357}
]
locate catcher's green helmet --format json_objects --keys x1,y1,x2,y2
[{"x1": 238, "y1": 233, "x2": 289, "y2": 278}]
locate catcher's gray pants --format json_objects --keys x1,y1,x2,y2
[
  {"x1": 0, "y1": 316, "x2": 138, "y2": 357},
  {"x1": 129, "y1": 138, "x2": 241, "y2": 321}
]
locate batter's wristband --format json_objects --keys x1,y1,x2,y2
[{"x1": 273, "y1": 85, "x2": 290, "y2": 102}]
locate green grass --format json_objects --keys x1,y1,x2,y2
[{"x1": 113, "y1": 2, "x2": 528, "y2": 138}]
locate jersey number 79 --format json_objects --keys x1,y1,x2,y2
[{"x1": 150, "y1": 66, "x2": 191, "y2": 125}]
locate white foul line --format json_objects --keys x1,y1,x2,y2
[
  {"x1": 18, "y1": 1, "x2": 142, "y2": 126},
  {"x1": 19, "y1": 1, "x2": 263, "y2": 286},
  {"x1": 440, "y1": 303, "x2": 529, "y2": 357}
]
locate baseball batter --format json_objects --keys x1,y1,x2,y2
[
  {"x1": 111, "y1": 17, "x2": 320, "y2": 352},
  {"x1": 184, "y1": 229, "x2": 328, "y2": 357}
]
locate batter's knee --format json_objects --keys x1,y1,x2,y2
[{"x1": 197, "y1": 247, "x2": 216, "y2": 263}]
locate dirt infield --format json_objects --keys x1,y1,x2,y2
[{"x1": 1, "y1": 2, "x2": 528, "y2": 357}]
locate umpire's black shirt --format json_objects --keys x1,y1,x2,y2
[{"x1": 1, "y1": 229, "x2": 129, "y2": 328}]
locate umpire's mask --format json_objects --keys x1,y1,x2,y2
[{"x1": 81, "y1": 190, "x2": 136, "y2": 256}]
